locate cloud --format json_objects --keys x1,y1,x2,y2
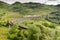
[
  {"x1": 0, "y1": 0, "x2": 16, "y2": 4},
  {"x1": 0, "y1": 0, "x2": 60, "y2": 5}
]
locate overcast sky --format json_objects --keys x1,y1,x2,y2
[{"x1": 0, "y1": 0, "x2": 60, "y2": 5}]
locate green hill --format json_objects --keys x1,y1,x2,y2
[
  {"x1": 9, "y1": 2, "x2": 58, "y2": 15},
  {"x1": 0, "y1": 1, "x2": 59, "y2": 15},
  {"x1": 0, "y1": 1, "x2": 9, "y2": 9},
  {"x1": 0, "y1": 1, "x2": 60, "y2": 23},
  {"x1": 0, "y1": 1, "x2": 23, "y2": 21},
  {"x1": 0, "y1": 1, "x2": 60, "y2": 24},
  {"x1": 45, "y1": 11, "x2": 60, "y2": 24}
]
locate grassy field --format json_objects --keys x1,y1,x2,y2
[{"x1": 0, "y1": 27, "x2": 9, "y2": 40}]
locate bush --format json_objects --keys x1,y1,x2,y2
[{"x1": 42, "y1": 22, "x2": 55, "y2": 28}]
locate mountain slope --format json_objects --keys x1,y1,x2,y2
[
  {"x1": 0, "y1": 1, "x2": 23, "y2": 20},
  {"x1": 0, "y1": 1, "x2": 60, "y2": 24},
  {"x1": 9, "y1": 2, "x2": 58, "y2": 15},
  {"x1": 45, "y1": 11, "x2": 60, "y2": 24},
  {"x1": 0, "y1": 1, "x2": 9, "y2": 9}
]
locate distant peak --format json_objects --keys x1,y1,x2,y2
[
  {"x1": 0, "y1": 1, "x2": 9, "y2": 4},
  {"x1": 12, "y1": 1, "x2": 21, "y2": 5},
  {"x1": 23, "y1": 2, "x2": 40, "y2": 4},
  {"x1": 0, "y1": 1, "x2": 5, "y2": 3},
  {"x1": 56, "y1": 4, "x2": 60, "y2": 7}
]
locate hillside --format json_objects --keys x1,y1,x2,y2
[
  {"x1": 0, "y1": 1, "x2": 60, "y2": 23},
  {"x1": 0, "y1": 1, "x2": 59, "y2": 15},
  {"x1": 45, "y1": 11, "x2": 60, "y2": 24},
  {"x1": 0, "y1": 1, "x2": 9, "y2": 9},
  {"x1": 0, "y1": 1, "x2": 60, "y2": 24},
  {"x1": 9, "y1": 2, "x2": 58, "y2": 15}
]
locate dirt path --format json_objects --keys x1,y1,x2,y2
[{"x1": 10, "y1": 15, "x2": 41, "y2": 24}]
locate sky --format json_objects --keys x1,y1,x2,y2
[{"x1": 0, "y1": 0, "x2": 60, "y2": 5}]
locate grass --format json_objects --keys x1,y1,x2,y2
[{"x1": 0, "y1": 27, "x2": 9, "y2": 40}]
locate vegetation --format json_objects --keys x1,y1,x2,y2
[
  {"x1": 45, "y1": 11, "x2": 60, "y2": 24},
  {"x1": 10, "y1": 2, "x2": 58, "y2": 15},
  {"x1": 6, "y1": 20, "x2": 60, "y2": 40},
  {"x1": 0, "y1": 1, "x2": 60, "y2": 40}
]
